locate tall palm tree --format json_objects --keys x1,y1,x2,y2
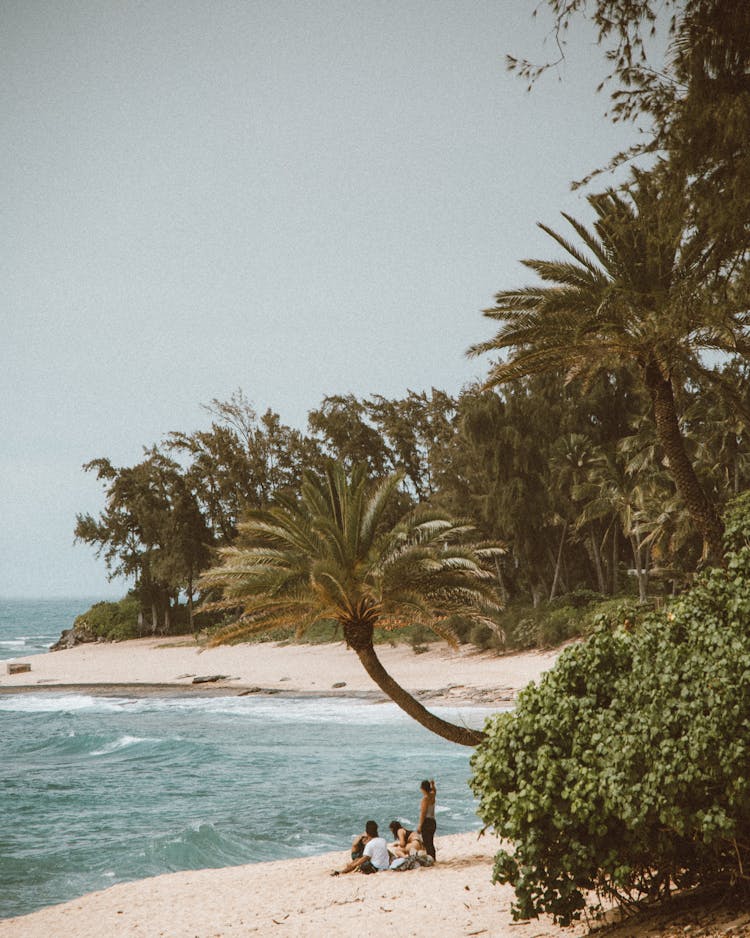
[
  {"x1": 468, "y1": 169, "x2": 749, "y2": 562},
  {"x1": 199, "y1": 464, "x2": 503, "y2": 746}
]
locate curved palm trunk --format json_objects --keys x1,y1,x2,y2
[
  {"x1": 343, "y1": 614, "x2": 484, "y2": 746},
  {"x1": 644, "y1": 361, "x2": 724, "y2": 562},
  {"x1": 354, "y1": 643, "x2": 485, "y2": 747}
]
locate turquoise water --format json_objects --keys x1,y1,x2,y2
[
  {"x1": 0, "y1": 601, "x2": 492, "y2": 921},
  {"x1": 0, "y1": 597, "x2": 99, "y2": 661}
]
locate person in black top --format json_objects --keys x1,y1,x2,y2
[
  {"x1": 388, "y1": 820, "x2": 423, "y2": 857},
  {"x1": 416, "y1": 779, "x2": 437, "y2": 859}
]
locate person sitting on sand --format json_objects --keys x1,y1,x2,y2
[
  {"x1": 416, "y1": 779, "x2": 437, "y2": 860},
  {"x1": 388, "y1": 820, "x2": 423, "y2": 858},
  {"x1": 332, "y1": 820, "x2": 390, "y2": 875}
]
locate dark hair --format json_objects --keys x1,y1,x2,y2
[
  {"x1": 389, "y1": 820, "x2": 401, "y2": 837},
  {"x1": 420, "y1": 779, "x2": 431, "y2": 793},
  {"x1": 365, "y1": 820, "x2": 378, "y2": 837}
]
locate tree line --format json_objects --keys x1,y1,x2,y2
[
  {"x1": 77, "y1": 0, "x2": 750, "y2": 643},
  {"x1": 76, "y1": 356, "x2": 750, "y2": 636}
]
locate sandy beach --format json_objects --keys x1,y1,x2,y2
[
  {"x1": 0, "y1": 831, "x2": 579, "y2": 938},
  {"x1": 4, "y1": 638, "x2": 749, "y2": 937},
  {"x1": 1, "y1": 639, "x2": 565, "y2": 937},
  {"x1": 2, "y1": 815, "x2": 747, "y2": 938},
  {"x1": 0, "y1": 636, "x2": 562, "y2": 705}
]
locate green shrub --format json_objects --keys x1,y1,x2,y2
[
  {"x1": 470, "y1": 496, "x2": 750, "y2": 926},
  {"x1": 535, "y1": 606, "x2": 579, "y2": 646},
  {"x1": 559, "y1": 588, "x2": 602, "y2": 609},
  {"x1": 74, "y1": 595, "x2": 141, "y2": 641}
]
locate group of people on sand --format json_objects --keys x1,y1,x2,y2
[{"x1": 331, "y1": 780, "x2": 437, "y2": 876}]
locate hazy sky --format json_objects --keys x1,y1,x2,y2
[{"x1": 2, "y1": 0, "x2": 638, "y2": 598}]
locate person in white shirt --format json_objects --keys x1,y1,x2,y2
[{"x1": 332, "y1": 820, "x2": 390, "y2": 875}]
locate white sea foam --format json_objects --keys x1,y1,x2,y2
[
  {"x1": 89, "y1": 735, "x2": 154, "y2": 756},
  {"x1": 128, "y1": 695, "x2": 500, "y2": 728},
  {"x1": 0, "y1": 692, "x2": 502, "y2": 728},
  {"x1": 0, "y1": 694, "x2": 132, "y2": 714},
  {"x1": 0, "y1": 639, "x2": 26, "y2": 647}
]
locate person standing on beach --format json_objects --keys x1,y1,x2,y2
[
  {"x1": 332, "y1": 820, "x2": 390, "y2": 875},
  {"x1": 416, "y1": 779, "x2": 437, "y2": 859}
]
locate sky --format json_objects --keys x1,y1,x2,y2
[{"x1": 2, "y1": 0, "x2": 640, "y2": 598}]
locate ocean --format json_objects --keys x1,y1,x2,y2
[
  {"x1": 0, "y1": 597, "x2": 96, "y2": 661},
  {"x1": 0, "y1": 600, "x2": 493, "y2": 921}
]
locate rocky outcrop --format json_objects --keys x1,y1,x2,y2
[
  {"x1": 191, "y1": 674, "x2": 229, "y2": 684},
  {"x1": 51, "y1": 624, "x2": 98, "y2": 651}
]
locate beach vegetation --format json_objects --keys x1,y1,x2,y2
[
  {"x1": 470, "y1": 493, "x2": 750, "y2": 925},
  {"x1": 468, "y1": 166, "x2": 747, "y2": 563},
  {"x1": 75, "y1": 359, "x2": 750, "y2": 650},
  {"x1": 70, "y1": 595, "x2": 142, "y2": 642},
  {"x1": 199, "y1": 462, "x2": 504, "y2": 746},
  {"x1": 74, "y1": 0, "x2": 750, "y2": 654},
  {"x1": 75, "y1": 450, "x2": 212, "y2": 634}
]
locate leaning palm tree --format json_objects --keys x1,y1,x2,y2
[
  {"x1": 468, "y1": 168, "x2": 750, "y2": 562},
  {"x1": 199, "y1": 464, "x2": 503, "y2": 746}
]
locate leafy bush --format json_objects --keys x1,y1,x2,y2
[
  {"x1": 470, "y1": 495, "x2": 750, "y2": 925},
  {"x1": 499, "y1": 599, "x2": 594, "y2": 650},
  {"x1": 560, "y1": 588, "x2": 602, "y2": 609},
  {"x1": 73, "y1": 595, "x2": 141, "y2": 641}
]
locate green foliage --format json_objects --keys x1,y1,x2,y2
[
  {"x1": 457, "y1": 593, "x2": 610, "y2": 652},
  {"x1": 73, "y1": 596, "x2": 142, "y2": 641},
  {"x1": 470, "y1": 503, "x2": 750, "y2": 924},
  {"x1": 199, "y1": 462, "x2": 503, "y2": 745},
  {"x1": 469, "y1": 166, "x2": 742, "y2": 560},
  {"x1": 516, "y1": 2, "x2": 750, "y2": 268}
]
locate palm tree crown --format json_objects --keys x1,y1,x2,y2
[
  {"x1": 469, "y1": 170, "x2": 749, "y2": 560},
  {"x1": 200, "y1": 463, "x2": 503, "y2": 745}
]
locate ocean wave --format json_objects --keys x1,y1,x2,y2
[
  {"x1": 89, "y1": 735, "x2": 157, "y2": 756},
  {"x1": 0, "y1": 694, "x2": 132, "y2": 714},
  {"x1": 126, "y1": 695, "x2": 500, "y2": 726},
  {"x1": 140, "y1": 821, "x2": 257, "y2": 872},
  {"x1": 0, "y1": 692, "x2": 502, "y2": 729}
]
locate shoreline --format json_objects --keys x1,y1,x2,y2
[
  {"x1": 3, "y1": 638, "x2": 748, "y2": 936},
  {"x1": 0, "y1": 831, "x2": 586, "y2": 938},
  {"x1": 0, "y1": 682, "x2": 393, "y2": 700},
  {"x1": 0, "y1": 635, "x2": 563, "y2": 706}
]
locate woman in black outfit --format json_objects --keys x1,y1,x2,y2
[
  {"x1": 416, "y1": 778, "x2": 437, "y2": 859},
  {"x1": 388, "y1": 820, "x2": 423, "y2": 857}
]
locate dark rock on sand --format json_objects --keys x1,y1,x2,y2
[{"x1": 51, "y1": 625, "x2": 97, "y2": 651}]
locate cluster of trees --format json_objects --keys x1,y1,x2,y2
[
  {"x1": 74, "y1": 0, "x2": 750, "y2": 915},
  {"x1": 78, "y1": 3, "x2": 750, "y2": 646},
  {"x1": 76, "y1": 351, "x2": 750, "y2": 636},
  {"x1": 74, "y1": 389, "x2": 460, "y2": 634},
  {"x1": 465, "y1": 0, "x2": 750, "y2": 921}
]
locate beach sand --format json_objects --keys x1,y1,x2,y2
[
  {"x1": 2, "y1": 830, "x2": 747, "y2": 938},
  {"x1": 0, "y1": 635, "x2": 562, "y2": 704},
  {"x1": 0, "y1": 831, "x2": 573, "y2": 938},
  {"x1": 3, "y1": 638, "x2": 749, "y2": 937}
]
